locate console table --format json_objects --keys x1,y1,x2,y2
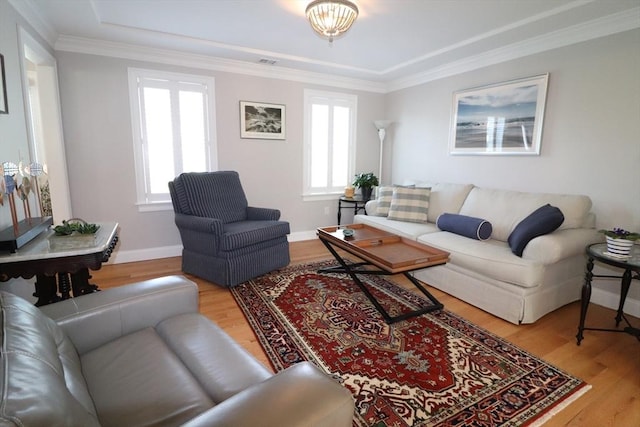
[
  {"x1": 0, "y1": 222, "x2": 119, "y2": 306},
  {"x1": 576, "y1": 242, "x2": 639, "y2": 344}
]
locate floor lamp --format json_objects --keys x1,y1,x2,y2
[{"x1": 374, "y1": 120, "x2": 392, "y2": 184}]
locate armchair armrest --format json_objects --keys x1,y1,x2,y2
[
  {"x1": 40, "y1": 276, "x2": 198, "y2": 355},
  {"x1": 247, "y1": 206, "x2": 281, "y2": 221},
  {"x1": 182, "y1": 362, "x2": 354, "y2": 427},
  {"x1": 174, "y1": 213, "x2": 224, "y2": 235},
  {"x1": 174, "y1": 213, "x2": 223, "y2": 255}
]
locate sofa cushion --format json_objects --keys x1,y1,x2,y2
[
  {"x1": 374, "y1": 186, "x2": 395, "y2": 216},
  {"x1": 354, "y1": 214, "x2": 439, "y2": 239},
  {"x1": 459, "y1": 187, "x2": 592, "y2": 241},
  {"x1": 0, "y1": 292, "x2": 100, "y2": 427},
  {"x1": 426, "y1": 183, "x2": 475, "y2": 223},
  {"x1": 417, "y1": 232, "x2": 545, "y2": 288},
  {"x1": 437, "y1": 213, "x2": 492, "y2": 240},
  {"x1": 388, "y1": 187, "x2": 431, "y2": 223},
  {"x1": 508, "y1": 204, "x2": 565, "y2": 256},
  {"x1": 81, "y1": 327, "x2": 214, "y2": 427}
]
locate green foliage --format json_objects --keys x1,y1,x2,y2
[
  {"x1": 352, "y1": 172, "x2": 379, "y2": 189},
  {"x1": 53, "y1": 219, "x2": 100, "y2": 236},
  {"x1": 599, "y1": 227, "x2": 640, "y2": 241}
]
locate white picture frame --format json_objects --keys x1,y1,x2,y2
[{"x1": 449, "y1": 74, "x2": 549, "y2": 155}]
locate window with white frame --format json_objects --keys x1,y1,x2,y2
[
  {"x1": 303, "y1": 89, "x2": 357, "y2": 198},
  {"x1": 128, "y1": 68, "x2": 217, "y2": 209}
]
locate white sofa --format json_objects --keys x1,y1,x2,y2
[{"x1": 354, "y1": 182, "x2": 600, "y2": 324}]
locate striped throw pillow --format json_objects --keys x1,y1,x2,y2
[
  {"x1": 387, "y1": 187, "x2": 431, "y2": 223},
  {"x1": 375, "y1": 186, "x2": 395, "y2": 216}
]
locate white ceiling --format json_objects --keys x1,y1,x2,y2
[{"x1": 13, "y1": 0, "x2": 640, "y2": 90}]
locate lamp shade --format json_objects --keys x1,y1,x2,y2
[
  {"x1": 306, "y1": 0, "x2": 359, "y2": 43},
  {"x1": 374, "y1": 120, "x2": 392, "y2": 130}
]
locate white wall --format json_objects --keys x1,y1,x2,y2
[
  {"x1": 55, "y1": 52, "x2": 386, "y2": 260},
  {"x1": 385, "y1": 29, "x2": 640, "y2": 314}
]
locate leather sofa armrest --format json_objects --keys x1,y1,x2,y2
[
  {"x1": 174, "y1": 213, "x2": 224, "y2": 235},
  {"x1": 182, "y1": 362, "x2": 354, "y2": 427},
  {"x1": 40, "y1": 276, "x2": 199, "y2": 355},
  {"x1": 247, "y1": 206, "x2": 281, "y2": 221}
]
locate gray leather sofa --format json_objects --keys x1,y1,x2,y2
[{"x1": 0, "y1": 276, "x2": 354, "y2": 426}]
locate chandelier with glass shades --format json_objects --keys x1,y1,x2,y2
[{"x1": 305, "y1": 0, "x2": 359, "y2": 43}]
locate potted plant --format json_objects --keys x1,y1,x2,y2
[
  {"x1": 599, "y1": 227, "x2": 639, "y2": 257},
  {"x1": 352, "y1": 172, "x2": 379, "y2": 200},
  {"x1": 49, "y1": 218, "x2": 100, "y2": 250}
]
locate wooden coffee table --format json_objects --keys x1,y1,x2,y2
[{"x1": 317, "y1": 224, "x2": 449, "y2": 323}]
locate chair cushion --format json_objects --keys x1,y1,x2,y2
[
  {"x1": 0, "y1": 292, "x2": 99, "y2": 427},
  {"x1": 156, "y1": 314, "x2": 272, "y2": 402},
  {"x1": 81, "y1": 327, "x2": 214, "y2": 427},
  {"x1": 220, "y1": 220, "x2": 291, "y2": 251},
  {"x1": 178, "y1": 172, "x2": 249, "y2": 223}
]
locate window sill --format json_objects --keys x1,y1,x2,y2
[{"x1": 136, "y1": 201, "x2": 173, "y2": 212}]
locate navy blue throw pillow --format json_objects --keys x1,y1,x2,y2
[
  {"x1": 437, "y1": 213, "x2": 493, "y2": 240},
  {"x1": 508, "y1": 204, "x2": 565, "y2": 257}
]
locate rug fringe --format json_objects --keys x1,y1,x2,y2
[{"x1": 528, "y1": 383, "x2": 592, "y2": 427}]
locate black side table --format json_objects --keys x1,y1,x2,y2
[
  {"x1": 576, "y1": 243, "x2": 640, "y2": 345},
  {"x1": 337, "y1": 196, "x2": 369, "y2": 225}
]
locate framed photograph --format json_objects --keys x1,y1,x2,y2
[
  {"x1": 0, "y1": 54, "x2": 8, "y2": 114},
  {"x1": 449, "y1": 74, "x2": 548, "y2": 155},
  {"x1": 240, "y1": 101, "x2": 285, "y2": 140}
]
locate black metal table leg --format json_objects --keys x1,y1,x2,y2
[
  {"x1": 318, "y1": 238, "x2": 443, "y2": 324},
  {"x1": 576, "y1": 257, "x2": 594, "y2": 345}
]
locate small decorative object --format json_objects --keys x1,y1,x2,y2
[
  {"x1": 240, "y1": 101, "x2": 286, "y2": 140},
  {"x1": 342, "y1": 228, "x2": 354, "y2": 237},
  {"x1": 49, "y1": 218, "x2": 100, "y2": 250},
  {"x1": 344, "y1": 186, "x2": 355, "y2": 198},
  {"x1": 352, "y1": 172, "x2": 378, "y2": 201},
  {"x1": 599, "y1": 227, "x2": 639, "y2": 258}
]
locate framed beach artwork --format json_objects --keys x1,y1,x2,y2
[
  {"x1": 240, "y1": 101, "x2": 286, "y2": 140},
  {"x1": 0, "y1": 54, "x2": 8, "y2": 114},
  {"x1": 449, "y1": 74, "x2": 549, "y2": 155}
]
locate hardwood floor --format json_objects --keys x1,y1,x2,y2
[{"x1": 91, "y1": 240, "x2": 640, "y2": 427}]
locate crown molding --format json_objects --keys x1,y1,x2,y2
[
  {"x1": 15, "y1": 1, "x2": 638, "y2": 94},
  {"x1": 8, "y1": 0, "x2": 58, "y2": 47},
  {"x1": 54, "y1": 35, "x2": 389, "y2": 94},
  {"x1": 388, "y1": 7, "x2": 640, "y2": 92}
]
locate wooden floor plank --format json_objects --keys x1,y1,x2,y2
[{"x1": 90, "y1": 240, "x2": 640, "y2": 427}]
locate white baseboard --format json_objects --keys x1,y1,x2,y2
[
  {"x1": 107, "y1": 234, "x2": 640, "y2": 319},
  {"x1": 591, "y1": 284, "x2": 640, "y2": 318},
  {"x1": 107, "y1": 232, "x2": 314, "y2": 265}
]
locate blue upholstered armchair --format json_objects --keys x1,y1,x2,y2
[{"x1": 168, "y1": 171, "x2": 290, "y2": 287}]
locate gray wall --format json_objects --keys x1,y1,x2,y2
[
  {"x1": 385, "y1": 29, "x2": 640, "y2": 312},
  {"x1": 55, "y1": 52, "x2": 386, "y2": 260}
]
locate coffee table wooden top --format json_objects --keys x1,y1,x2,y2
[{"x1": 317, "y1": 224, "x2": 449, "y2": 274}]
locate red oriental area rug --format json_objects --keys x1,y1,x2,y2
[{"x1": 231, "y1": 260, "x2": 590, "y2": 426}]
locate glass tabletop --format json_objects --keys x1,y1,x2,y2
[{"x1": 587, "y1": 243, "x2": 640, "y2": 269}]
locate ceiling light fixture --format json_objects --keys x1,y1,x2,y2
[{"x1": 305, "y1": 0, "x2": 359, "y2": 44}]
